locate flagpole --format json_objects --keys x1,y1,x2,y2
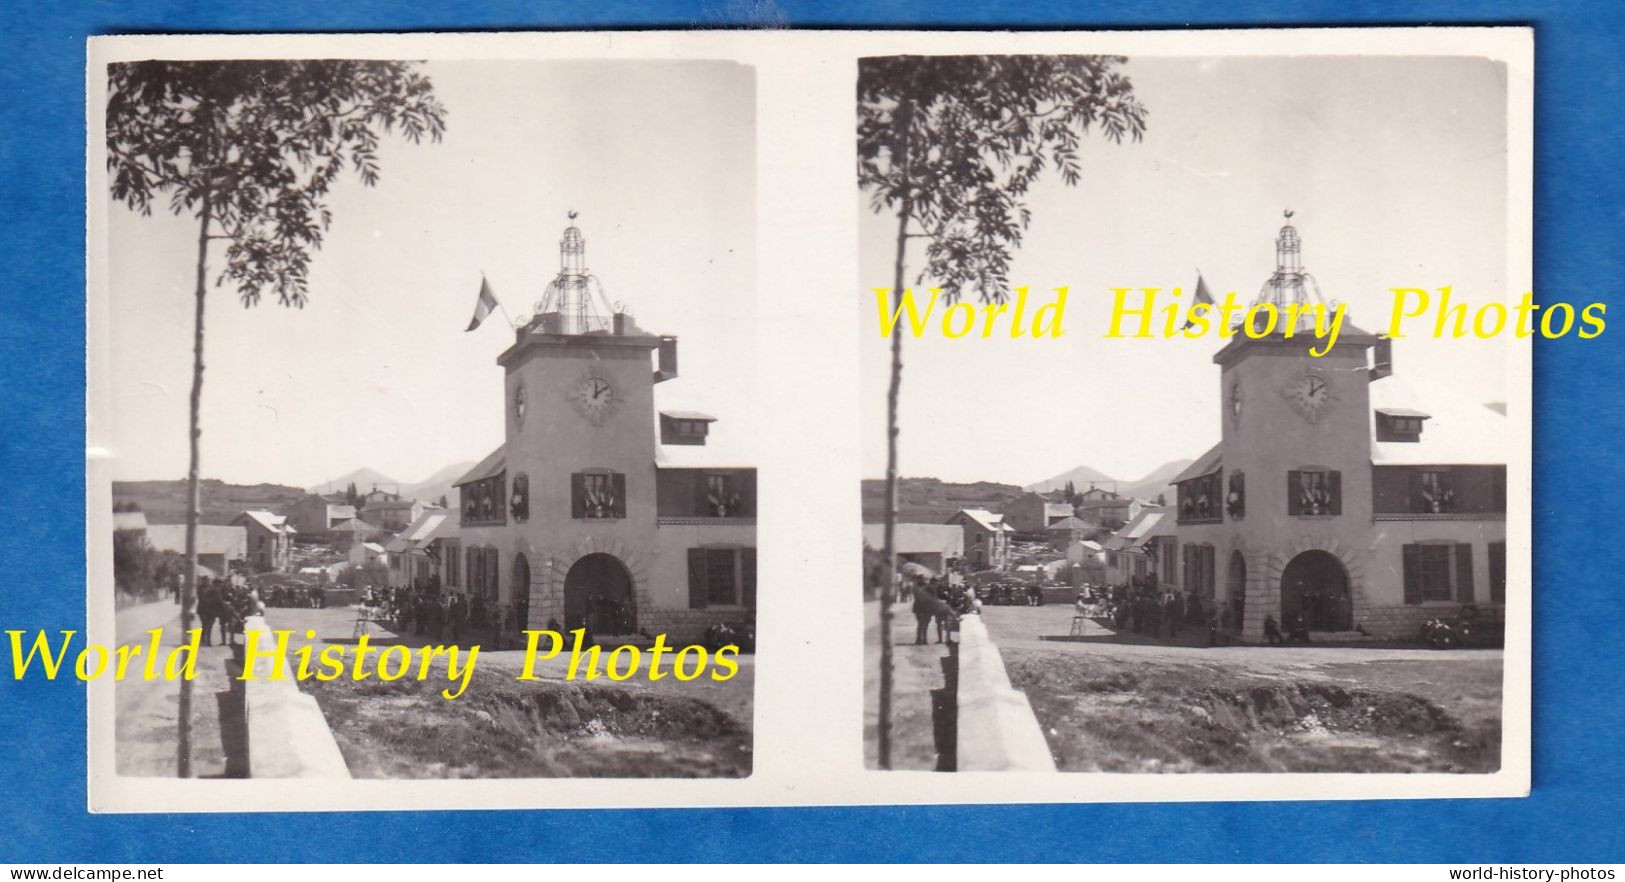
[{"x1": 478, "y1": 271, "x2": 519, "y2": 330}]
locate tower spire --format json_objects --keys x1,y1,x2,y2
[
  {"x1": 1252, "y1": 209, "x2": 1330, "y2": 329},
  {"x1": 534, "y1": 211, "x2": 619, "y2": 334}
]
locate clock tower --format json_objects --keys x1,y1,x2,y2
[
  {"x1": 1193, "y1": 214, "x2": 1379, "y2": 638},
  {"x1": 458, "y1": 216, "x2": 678, "y2": 633}
]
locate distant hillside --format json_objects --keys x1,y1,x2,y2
[
  {"x1": 1023, "y1": 458, "x2": 1193, "y2": 506},
  {"x1": 1024, "y1": 464, "x2": 1118, "y2": 494},
  {"x1": 309, "y1": 467, "x2": 399, "y2": 497},
  {"x1": 112, "y1": 479, "x2": 306, "y2": 526},
  {"x1": 308, "y1": 462, "x2": 475, "y2": 506},
  {"x1": 402, "y1": 461, "x2": 477, "y2": 506},
  {"x1": 860, "y1": 477, "x2": 1023, "y2": 524},
  {"x1": 1118, "y1": 458, "x2": 1194, "y2": 503}
]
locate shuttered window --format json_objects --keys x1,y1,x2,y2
[
  {"x1": 686, "y1": 548, "x2": 756, "y2": 609},
  {"x1": 1402, "y1": 543, "x2": 1457, "y2": 604},
  {"x1": 1489, "y1": 541, "x2": 1506, "y2": 605},
  {"x1": 706, "y1": 548, "x2": 737, "y2": 605},
  {"x1": 572, "y1": 472, "x2": 627, "y2": 519},
  {"x1": 687, "y1": 549, "x2": 709, "y2": 609},
  {"x1": 1455, "y1": 543, "x2": 1475, "y2": 603},
  {"x1": 1288, "y1": 469, "x2": 1341, "y2": 516}
]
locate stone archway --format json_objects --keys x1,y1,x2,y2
[
  {"x1": 1280, "y1": 549, "x2": 1351, "y2": 632},
  {"x1": 1225, "y1": 550, "x2": 1247, "y2": 633},
  {"x1": 563, "y1": 552, "x2": 637, "y2": 635}
]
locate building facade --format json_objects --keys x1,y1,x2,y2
[
  {"x1": 1000, "y1": 492, "x2": 1076, "y2": 535},
  {"x1": 285, "y1": 494, "x2": 357, "y2": 537},
  {"x1": 452, "y1": 221, "x2": 756, "y2": 642},
  {"x1": 861, "y1": 523, "x2": 965, "y2": 577},
  {"x1": 231, "y1": 510, "x2": 294, "y2": 573},
  {"x1": 945, "y1": 508, "x2": 1012, "y2": 570},
  {"x1": 1170, "y1": 218, "x2": 1507, "y2": 640}
]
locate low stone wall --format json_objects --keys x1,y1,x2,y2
[
  {"x1": 1357, "y1": 604, "x2": 1504, "y2": 640},
  {"x1": 240, "y1": 616, "x2": 352, "y2": 779},
  {"x1": 955, "y1": 616, "x2": 1056, "y2": 772}
]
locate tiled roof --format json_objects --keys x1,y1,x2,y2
[
  {"x1": 861, "y1": 523, "x2": 965, "y2": 556},
  {"x1": 145, "y1": 524, "x2": 247, "y2": 557},
  {"x1": 1172, "y1": 443, "x2": 1223, "y2": 484},
  {"x1": 454, "y1": 446, "x2": 506, "y2": 486}
]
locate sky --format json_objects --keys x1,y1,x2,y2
[
  {"x1": 857, "y1": 55, "x2": 1515, "y2": 487},
  {"x1": 100, "y1": 59, "x2": 757, "y2": 488}
]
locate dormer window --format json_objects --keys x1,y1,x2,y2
[
  {"x1": 660, "y1": 411, "x2": 716, "y2": 446},
  {"x1": 1376, "y1": 407, "x2": 1430, "y2": 442}
]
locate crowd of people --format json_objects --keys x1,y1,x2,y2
[
  {"x1": 1091, "y1": 577, "x2": 1226, "y2": 646},
  {"x1": 370, "y1": 584, "x2": 527, "y2": 649},
  {"x1": 195, "y1": 576, "x2": 261, "y2": 647}
]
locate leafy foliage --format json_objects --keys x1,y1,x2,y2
[
  {"x1": 857, "y1": 55, "x2": 1147, "y2": 302},
  {"x1": 106, "y1": 60, "x2": 448, "y2": 307}
]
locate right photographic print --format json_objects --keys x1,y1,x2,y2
[{"x1": 858, "y1": 46, "x2": 1530, "y2": 780}]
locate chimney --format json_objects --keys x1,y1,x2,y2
[
  {"x1": 655, "y1": 336, "x2": 679, "y2": 384},
  {"x1": 613, "y1": 312, "x2": 626, "y2": 335},
  {"x1": 1370, "y1": 335, "x2": 1393, "y2": 381}
]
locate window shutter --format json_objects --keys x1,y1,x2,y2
[
  {"x1": 1329, "y1": 471, "x2": 1342, "y2": 516},
  {"x1": 742, "y1": 548, "x2": 757, "y2": 609},
  {"x1": 570, "y1": 473, "x2": 586, "y2": 519},
  {"x1": 613, "y1": 472, "x2": 628, "y2": 518},
  {"x1": 687, "y1": 548, "x2": 708, "y2": 609},
  {"x1": 1455, "y1": 543, "x2": 1475, "y2": 603},
  {"x1": 1287, "y1": 470, "x2": 1302, "y2": 516},
  {"x1": 1489, "y1": 541, "x2": 1506, "y2": 604},
  {"x1": 1402, "y1": 544, "x2": 1421, "y2": 605}
]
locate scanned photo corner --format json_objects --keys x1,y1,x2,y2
[{"x1": 76, "y1": 27, "x2": 1530, "y2": 812}]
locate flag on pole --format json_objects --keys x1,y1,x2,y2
[
  {"x1": 1182, "y1": 272, "x2": 1216, "y2": 331},
  {"x1": 466, "y1": 276, "x2": 499, "y2": 332}
]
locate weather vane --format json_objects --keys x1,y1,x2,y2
[
  {"x1": 568, "y1": 209, "x2": 578, "y2": 220},
  {"x1": 1284, "y1": 208, "x2": 1295, "y2": 219}
]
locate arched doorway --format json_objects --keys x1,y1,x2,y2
[
  {"x1": 510, "y1": 553, "x2": 531, "y2": 629},
  {"x1": 1226, "y1": 551, "x2": 1247, "y2": 632},
  {"x1": 1279, "y1": 549, "x2": 1351, "y2": 632},
  {"x1": 563, "y1": 552, "x2": 636, "y2": 635}
]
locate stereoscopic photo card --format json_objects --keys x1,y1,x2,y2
[{"x1": 82, "y1": 26, "x2": 1530, "y2": 812}]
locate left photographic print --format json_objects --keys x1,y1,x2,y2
[{"x1": 87, "y1": 48, "x2": 758, "y2": 796}]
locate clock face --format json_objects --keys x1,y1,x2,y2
[
  {"x1": 513, "y1": 383, "x2": 526, "y2": 424},
  {"x1": 1283, "y1": 372, "x2": 1336, "y2": 423},
  {"x1": 572, "y1": 375, "x2": 617, "y2": 424}
]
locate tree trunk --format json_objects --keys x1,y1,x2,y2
[
  {"x1": 878, "y1": 105, "x2": 914, "y2": 770},
  {"x1": 178, "y1": 189, "x2": 212, "y2": 778}
]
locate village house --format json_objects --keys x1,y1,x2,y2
[
  {"x1": 231, "y1": 510, "x2": 295, "y2": 573},
  {"x1": 361, "y1": 496, "x2": 439, "y2": 532},
  {"x1": 1044, "y1": 515, "x2": 1101, "y2": 551},
  {"x1": 861, "y1": 522, "x2": 965, "y2": 579},
  {"x1": 142, "y1": 523, "x2": 249, "y2": 578},
  {"x1": 1103, "y1": 508, "x2": 1170, "y2": 585},
  {"x1": 385, "y1": 510, "x2": 460, "y2": 590},
  {"x1": 945, "y1": 507, "x2": 1012, "y2": 570},
  {"x1": 999, "y1": 491, "x2": 1079, "y2": 535},
  {"x1": 1075, "y1": 486, "x2": 1134, "y2": 531},
  {"x1": 284, "y1": 493, "x2": 357, "y2": 537}
]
